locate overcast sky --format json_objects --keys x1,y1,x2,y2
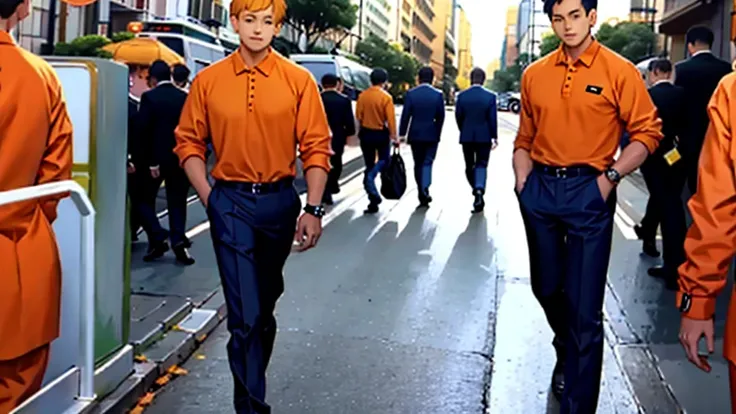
[{"x1": 462, "y1": 0, "x2": 630, "y2": 68}]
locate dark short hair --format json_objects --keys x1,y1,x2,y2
[
  {"x1": 648, "y1": 58, "x2": 672, "y2": 74},
  {"x1": 0, "y1": 0, "x2": 23, "y2": 19},
  {"x1": 418, "y1": 66, "x2": 434, "y2": 84},
  {"x1": 686, "y1": 26, "x2": 714, "y2": 48},
  {"x1": 172, "y1": 64, "x2": 190, "y2": 84},
  {"x1": 321, "y1": 73, "x2": 339, "y2": 88},
  {"x1": 470, "y1": 68, "x2": 486, "y2": 85},
  {"x1": 370, "y1": 68, "x2": 389, "y2": 86},
  {"x1": 148, "y1": 60, "x2": 171, "y2": 82},
  {"x1": 544, "y1": 0, "x2": 597, "y2": 18}
]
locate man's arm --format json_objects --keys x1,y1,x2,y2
[
  {"x1": 398, "y1": 92, "x2": 412, "y2": 138},
  {"x1": 611, "y1": 64, "x2": 664, "y2": 176},
  {"x1": 679, "y1": 80, "x2": 736, "y2": 319},
  {"x1": 455, "y1": 96, "x2": 464, "y2": 128},
  {"x1": 513, "y1": 72, "x2": 537, "y2": 190},
  {"x1": 385, "y1": 96, "x2": 398, "y2": 141},
  {"x1": 174, "y1": 77, "x2": 211, "y2": 205},
  {"x1": 37, "y1": 75, "x2": 73, "y2": 223},
  {"x1": 296, "y1": 77, "x2": 332, "y2": 206},
  {"x1": 343, "y1": 98, "x2": 357, "y2": 137},
  {"x1": 136, "y1": 93, "x2": 157, "y2": 168},
  {"x1": 435, "y1": 93, "x2": 446, "y2": 137},
  {"x1": 488, "y1": 94, "x2": 498, "y2": 141}
]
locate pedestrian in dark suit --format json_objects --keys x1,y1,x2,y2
[
  {"x1": 398, "y1": 66, "x2": 445, "y2": 206},
  {"x1": 320, "y1": 73, "x2": 356, "y2": 205},
  {"x1": 127, "y1": 93, "x2": 142, "y2": 241},
  {"x1": 674, "y1": 26, "x2": 732, "y2": 195},
  {"x1": 634, "y1": 59, "x2": 687, "y2": 290},
  {"x1": 455, "y1": 68, "x2": 498, "y2": 212},
  {"x1": 135, "y1": 60, "x2": 194, "y2": 265}
]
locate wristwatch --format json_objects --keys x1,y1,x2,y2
[
  {"x1": 604, "y1": 167, "x2": 622, "y2": 184},
  {"x1": 303, "y1": 204, "x2": 325, "y2": 218},
  {"x1": 679, "y1": 293, "x2": 692, "y2": 313}
]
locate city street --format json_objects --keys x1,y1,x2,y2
[{"x1": 134, "y1": 112, "x2": 733, "y2": 413}]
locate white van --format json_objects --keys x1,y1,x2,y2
[{"x1": 290, "y1": 53, "x2": 373, "y2": 101}]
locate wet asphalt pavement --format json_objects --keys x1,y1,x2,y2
[{"x1": 143, "y1": 112, "x2": 733, "y2": 413}]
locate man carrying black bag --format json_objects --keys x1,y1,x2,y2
[
  {"x1": 381, "y1": 143, "x2": 407, "y2": 200},
  {"x1": 356, "y1": 68, "x2": 399, "y2": 213}
]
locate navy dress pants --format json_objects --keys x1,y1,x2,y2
[
  {"x1": 516, "y1": 166, "x2": 616, "y2": 413},
  {"x1": 207, "y1": 179, "x2": 301, "y2": 414},
  {"x1": 410, "y1": 142, "x2": 438, "y2": 193}
]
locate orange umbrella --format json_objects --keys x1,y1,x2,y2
[{"x1": 102, "y1": 37, "x2": 184, "y2": 67}]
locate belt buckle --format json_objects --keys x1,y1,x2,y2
[
  {"x1": 555, "y1": 167, "x2": 568, "y2": 178},
  {"x1": 252, "y1": 183, "x2": 262, "y2": 194}
]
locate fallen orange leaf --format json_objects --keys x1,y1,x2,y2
[{"x1": 138, "y1": 392, "x2": 155, "y2": 406}]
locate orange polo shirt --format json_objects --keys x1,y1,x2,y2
[
  {"x1": 677, "y1": 73, "x2": 736, "y2": 362},
  {"x1": 0, "y1": 29, "x2": 73, "y2": 360},
  {"x1": 174, "y1": 48, "x2": 332, "y2": 183},
  {"x1": 515, "y1": 40, "x2": 663, "y2": 170},
  {"x1": 356, "y1": 86, "x2": 396, "y2": 137}
]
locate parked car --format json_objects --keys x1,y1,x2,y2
[{"x1": 497, "y1": 92, "x2": 521, "y2": 114}]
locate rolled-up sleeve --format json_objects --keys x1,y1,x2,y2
[
  {"x1": 618, "y1": 64, "x2": 663, "y2": 153},
  {"x1": 514, "y1": 71, "x2": 536, "y2": 152},
  {"x1": 296, "y1": 76, "x2": 332, "y2": 173},
  {"x1": 678, "y1": 79, "x2": 736, "y2": 320},
  {"x1": 174, "y1": 77, "x2": 210, "y2": 167}
]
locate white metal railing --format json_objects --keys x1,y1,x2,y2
[{"x1": 0, "y1": 180, "x2": 96, "y2": 401}]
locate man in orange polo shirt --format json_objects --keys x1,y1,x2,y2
[
  {"x1": 356, "y1": 68, "x2": 398, "y2": 213},
  {"x1": 677, "y1": 73, "x2": 736, "y2": 411},
  {"x1": 0, "y1": 0, "x2": 73, "y2": 410},
  {"x1": 513, "y1": 0, "x2": 663, "y2": 411},
  {"x1": 174, "y1": 0, "x2": 331, "y2": 412}
]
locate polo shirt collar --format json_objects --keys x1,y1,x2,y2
[
  {"x1": 232, "y1": 47, "x2": 278, "y2": 77},
  {"x1": 0, "y1": 30, "x2": 15, "y2": 45},
  {"x1": 555, "y1": 38, "x2": 601, "y2": 68}
]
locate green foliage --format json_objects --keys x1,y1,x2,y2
[
  {"x1": 54, "y1": 35, "x2": 112, "y2": 58},
  {"x1": 596, "y1": 22, "x2": 657, "y2": 62},
  {"x1": 286, "y1": 0, "x2": 358, "y2": 50},
  {"x1": 355, "y1": 35, "x2": 420, "y2": 101},
  {"x1": 111, "y1": 31, "x2": 135, "y2": 43},
  {"x1": 539, "y1": 33, "x2": 561, "y2": 57}
]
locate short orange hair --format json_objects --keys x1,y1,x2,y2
[{"x1": 230, "y1": 0, "x2": 287, "y2": 24}]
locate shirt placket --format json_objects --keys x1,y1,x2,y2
[
  {"x1": 562, "y1": 64, "x2": 576, "y2": 98},
  {"x1": 248, "y1": 71, "x2": 257, "y2": 113}
]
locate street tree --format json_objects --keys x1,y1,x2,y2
[
  {"x1": 286, "y1": 0, "x2": 357, "y2": 52},
  {"x1": 539, "y1": 33, "x2": 561, "y2": 57},
  {"x1": 355, "y1": 35, "x2": 419, "y2": 100}
]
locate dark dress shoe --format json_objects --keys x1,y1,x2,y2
[
  {"x1": 173, "y1": 245, "x2": 195, "y2": 266},
  {"x1": 648, "y1": 266, "x2": 679, "y2": 290},
  {"x1": 472, "y1": 190, "x2": 485, "y2": 213},
  {"x1": 364, "y1": 203, "x2": 379, "y2": 214},
  {"x1": 634, "y1": 225, "x2": 660, "y2": 257},
  {"x1": 551, "y1": 360, "x2": 565, "y2": 399},
  {"x1": 143, "y1": 241, "x2": 169, "y2": 262}
]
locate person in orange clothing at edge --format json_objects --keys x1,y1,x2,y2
[
  {"x1": 355, "y1": 68, "x2": 399, "y2": 214},
  {"x1": 0, "y1": 0, "x2": 74, "y2": 411},
  {"x1": 173, "y1": 0, "x2": 331, "y2": 412},
  {"x1": 677, "y1": 73, "x2": 736, "y2": 411},
  {"x1": 513, "y1": 0, "x2": 663, "y2": 412}
]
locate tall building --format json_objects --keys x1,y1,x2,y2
[
  {"x1": 501, "y1": 5, "x2": 519, "y2": 69},
  {"x1": 516, "y1": 0, "x2": 551, "y2": 61},
  {"x1": 628, "y1": 0, "x2": 666, "y2": 55},
  {"x1": 430, "y1": 0, "x2": 457, "y2": 83},
  {"x1": 355, "y1": 0, "x2": 394, "y2": 41},
  {"x1": 395, "y1": 0, "x2": 414, "y2": 52},
  {"x1": 455, "y1": 4, "x2": 473, "y2": 89},
  {"x1": 411, "y1": 0, "x2": 436, "y2": 66},
  {"x1": 486, "y1": 58, "x2": 500, "y2": 78}
]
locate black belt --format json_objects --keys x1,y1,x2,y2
[
  {"x1": 216, "y1": 177, "x2": 294, "y2": 194},
  {"x1": 534, "y1": 164, "x2": 600, "y2": 178}
]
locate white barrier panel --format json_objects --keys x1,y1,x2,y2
[{"x1": 2, "y1": 181, "x2": 96, "y2": 414}]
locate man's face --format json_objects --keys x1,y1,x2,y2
[
  {"x1": 230, "y1": 5, "x2": 280, "y2": 54},
  {"x1": 550, "y1": 0, "x2": 597, "y2": 49}
]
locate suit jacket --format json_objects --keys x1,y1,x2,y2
[
  {"x1": 398, "y1": 84, "x2": 445, "y2": 143},
  {"x1": 674, "y1": 52, "x2": 732, "y2": 155},
  {"x1": 138, "y1": 82, "x2": 188, "y2": 168},
  {"x1": 321, "y1": 90, "x2": 356, "y2": 145},
  {"x1": 455, "y1": 85, "x2": 498, "y2": 144},
  {"x1": 647, "y1": 82, "x2": 686, "y2": 157},
  {"x1": 0, "y1": 30, "x2": 73, "y2": 360},
  {"x1": 128, "y1": 96, "x2": 141, "y2": 166}
]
